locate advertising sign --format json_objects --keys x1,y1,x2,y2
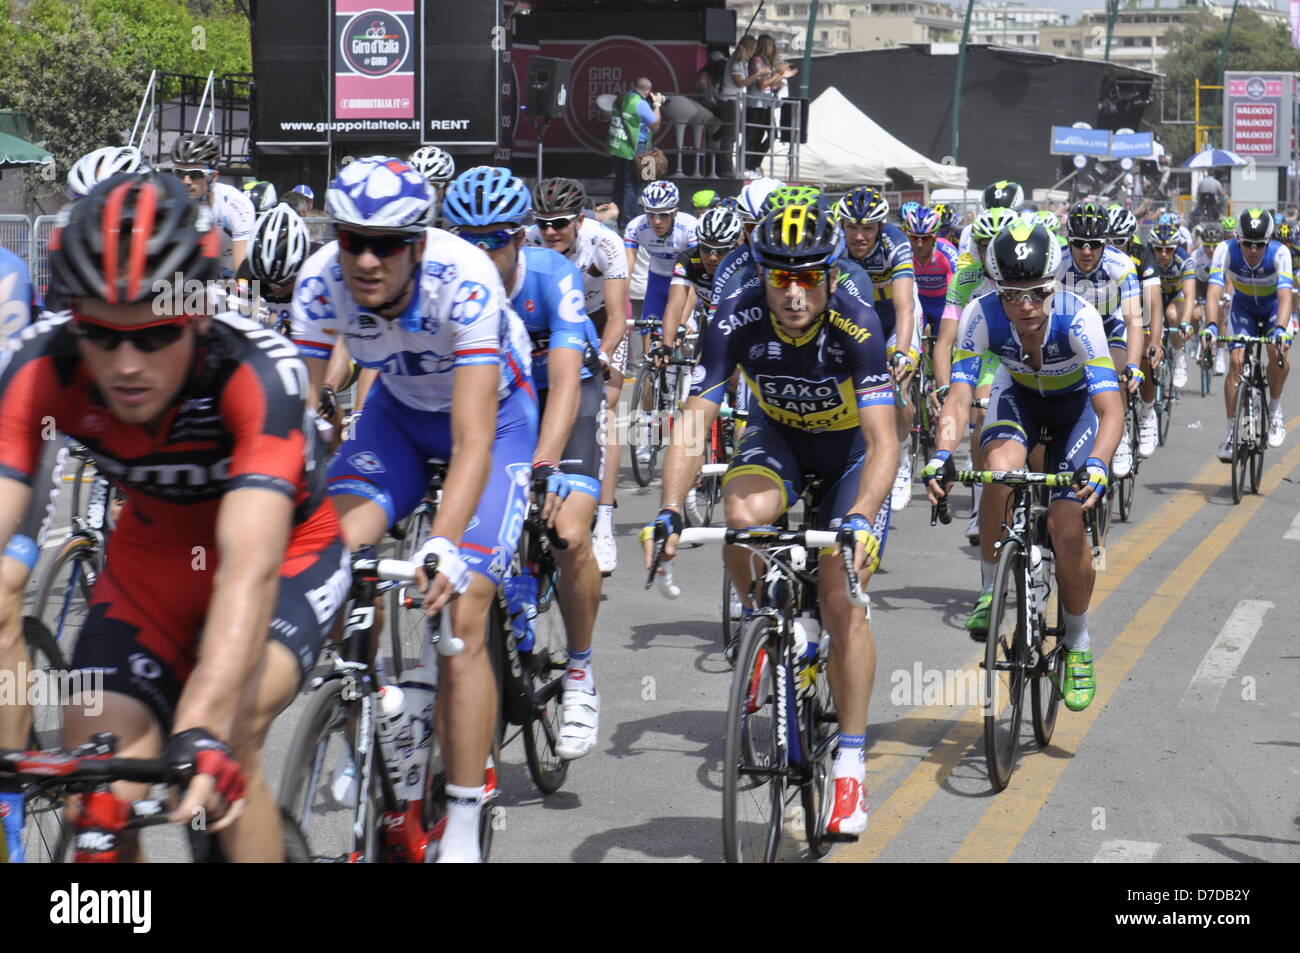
[
  {"x1": 1050, "y1": 126, "x2": 1111, "y2": 157},
  {"x1": 1110, "y1": 131, "x2": 1154, "y2": 159},
  {"x1": 333, "y1": 1, "x2": 417, "y2": 126}
]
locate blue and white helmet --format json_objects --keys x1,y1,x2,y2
[
  {"x1": 325, "y1": 156, "x2": 433, "y2": 233},
  {"x1": 442, "y1": 166, "x2": 532, "y2": 227},
  {"x1": 640, "y1": 180, "x2": 679, "y2": 213},
  {"x1": 737, "y1": 176, "x2": 784, "y2": 224}
]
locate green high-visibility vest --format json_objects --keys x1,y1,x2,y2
[{"x1": 606, "y1": 91, "x2": 643, "y2": 160}]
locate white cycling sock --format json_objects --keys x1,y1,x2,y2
[
  {"x1": 439, "y1": 783, "x2": 485, "y2": 863},
  {"x1": 564, "y1": 648, "x2": 595, "y2": 692},
  {"x1": 1269, "y1": 397, "x2": 1282, "y2": 416},
  {"x1": 1063, "y1": 610, "x2": 1090, "y2": 652},
  {"x1": 980, "y1": 559, "x2": 997, "y2": 594},
  {"x1": 594, "y1": 504, "x2": 614, "y2": 537},
  {"x1": 1141, "y1": 400, "x2": 1155, "y2": 418},
  {"x1": 833, "y1": 732, "x2": 867, "y2": 781}
]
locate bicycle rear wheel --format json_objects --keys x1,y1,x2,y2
[
  {"x1": 629, "y1": 365, "x2": 658, "y2": 487},
  {"x1": 1230, "y1": 381, "x2": 1252, "y2": 505},
  {"x1": 32, "y1": 536, "x2": 99, "y2": 666},
  {"x1": 388, "y1": 505, "x2": 432, "y2": 677},
  {"x1": 721, "y1": 569, "x2": 744, "y2": 660},
  {"x1": 521, "y1": 567, "x2": 570, "y2": 795},
  {"x1": 722, "y1": 615, "x2": 786, "y2": 863},
  {"x1": 1249, "y1": 384, "x2": 1266, "y2": 494},
  {"x1": 983, "y1": 539, "x2": 1028, "y2": 792},
  {"x1": 1030, "y1": 569, "x2": 1064, "y2": 748},
  {"x1": 799, "y1": 649, "x2": 837, "y2": 858},
  {"x1": 1156, "y1": 365, "x2": 1173, "y2": 446}
]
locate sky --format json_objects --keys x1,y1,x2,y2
[{"x1": 1035, "y1": 0, "x2": 1286, "y2": 22}]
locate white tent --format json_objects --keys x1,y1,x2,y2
[{"x1": 798, "y1": 87, "x2": 968, "y2": 189}]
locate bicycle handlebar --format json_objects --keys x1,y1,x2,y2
[{"x1": 951, "y1": 469, "x2": 1075, "y2": 487}]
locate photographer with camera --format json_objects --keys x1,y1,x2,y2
[{"x1": 607, "y1": 76, "x2": 662, "y2": 230}]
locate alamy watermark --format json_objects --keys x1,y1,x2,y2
[{"x1": 0, "y1": 663, "x2": 104, "y2": 717}]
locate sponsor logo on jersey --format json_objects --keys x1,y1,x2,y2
[
  {"x1": 424, "y1": 261, "x2": 459, "y2": 284},
  {"x1": 828, "y1": 310, "x2": 871, "y2": 344},
  {"x1": 451, "y1": 281, "x2": 489, "y2": 324},
  {"x1": 297, "y1": 276, "x2": 331, "y2": 322},
  {"x1": 347, "y1": 451, "x2": 385, "y2": 474},
  {"x1": 748, "y1": 343, "x2": 765, "y2": 360},
  {"x1": 754, "y1": 374, "x2": 844, "y2": 416},
  {"x1": 717, "y1": 305, "x2": 763, "y2": 335}
]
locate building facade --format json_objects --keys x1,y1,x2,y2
[
  {"x1": 970, "y1": 3, "x2": 1069, "y2": 50},
  {"x1": 727, "y1": 0, "x2": 960, "y2": 53}
]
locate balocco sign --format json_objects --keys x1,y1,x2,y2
[{"x1": 1224, "y1": 71, "x2": 1292, "y2": 166}]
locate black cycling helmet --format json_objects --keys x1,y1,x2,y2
[
  {"x1": 751, "y1": 204, "x2": 842, "y2": 271},
  {"x1": 986, "y1": 219, "x2": 1060, "y2": 283},
  {"x1": 532, "y1": 177, "x2": 586, "y2": 216},
  {"x1": 1238, "y1": 208, "x2": 1274, "y2": 242},
  {"x1": 50, "y1": 173, "x2": 218, "y2": 304},
  {"x1": 1066, "y1": 201, "x2": 1109, "y2": 241},
  {"x1": 982, "y1": 180, "x2": 1024, "y2": 210},
  {"x1": 171, "y1": 133, "x2": 221, "y2": 169}
]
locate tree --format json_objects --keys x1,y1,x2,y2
[{"x1": 1153, "y1": 8, "x2": 1300, "y2": 162}]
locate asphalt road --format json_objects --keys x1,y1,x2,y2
[{"x1": 22, "y1": 365, "x2": 1300, "y2": 863}]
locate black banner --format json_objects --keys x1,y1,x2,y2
[
  {"x1": 251, "y1": 0, "x2": 330, "y2": 148},
  {"x1": 424, "y1": 1, "x2": 500, "y2": 145}
]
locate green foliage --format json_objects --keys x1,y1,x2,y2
[{"x1": 1154, "y1": 8, "x2": 1300, "y2": 161}]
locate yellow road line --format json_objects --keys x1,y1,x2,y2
[
  {"x1": 948, "y1": 437, "x2": 1300, "y2": 862},
  {"x1": 830, "y1": 433, "x2": 1281, "y2": 863}
]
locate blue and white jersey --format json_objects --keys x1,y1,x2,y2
[
  {"x1": 1055, "y1": 244, "x2": 1140, "y2": 320},
  {"x1": 1208, "y1": 238, "x2": 1293, "y2": 312},
  {"x1": 624, "y1": 212, "x2": 698, "y2": 277},
  {"x1": 952, "y1": 289, "x2": 1119, "y2": 398},
  {"x1": 0, "y1": 246, "x2": 36, "y2": 341},
  {"x1": 509, "y1": 245, "x2": 600, "y2": 391},
  {"x1": 525, "y1": 217, "x2": 629, "y2": 315},
  {"x1": 290, "y1": 228, "x2": 533, "y2": 413}
]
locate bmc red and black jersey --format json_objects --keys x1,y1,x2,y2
[{"x1": 0, "y1": 312, "x2": 336, "y2": 549}]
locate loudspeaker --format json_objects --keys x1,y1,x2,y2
[
  {"x1": 526, "y1": 57, "x2": 572, "y2": 120},
  {"x1": 704, "y1": 8, "x2": 737, "y2": 47},
  {"x1": 779, "y1": 97, "x2": 809, "y2": 144}
]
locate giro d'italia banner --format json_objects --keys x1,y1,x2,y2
[{"x1": 333, "y1": 1, "x2": 417, "y2": 121}]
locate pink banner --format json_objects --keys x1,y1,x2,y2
[
  {"x1": 1227, "y1": 78, "x2": 1285, "y2": 97},
  {"x1": 334, "y1": 1, "x2": 416, "y2": 120},
  {"x1": 1232, "y1": 102, "x2": 1277, "y2": 155}
]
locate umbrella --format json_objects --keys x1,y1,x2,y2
[
  {"x1": 1183, "y1": 148, "x2": 1247, "y2": 169},
  {"x1": 0, "y1": 130, "x2": 53, "y2": 168}
]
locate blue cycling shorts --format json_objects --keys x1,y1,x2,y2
[
  {"x1": 327, "y1": 381, "x2": 539, "y2": 583},
  {"x1": 1226, "y1": 297, "x2": 1278, "y2": 348},
  {"x1": 643, "y1": 270, "x2": 672, "y2": 322},
  {"x1": 982, "y1": 382, "x2": 1097, "y2": 503}
]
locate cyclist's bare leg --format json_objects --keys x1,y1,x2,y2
[
  {"x1": 601, "y1": 375, "x2": 624, "y2": 508},
  {"x1": 818, "y1": 553, "x2": 874, "y2": 737},
  {"x1": 1267, "y1": 341, "x2": 1289, "y2": 399},
  {"x1": 721, "y1": 473, "x2": 785, "y2": 612},
  {"x1": 979, "y1": 439, "x2": 1028, "y2": 566},
  {"x1": 62, "y1": 692, "x2": 162, "y2": 863},
  {"x1": 331, "y1": 494, "x2": 391, "y2": 550},
  {"x1": 437, "y1": 573, "x2": 497, "y2": 788},
  {"x1": 553, "y1": 492, "x2": 600, "y2": 655},
  {"x1": 1047, "y1": 499, "x2": 1093, "y2": 616},
  {"x1": 1224, "y1": 346, "x2": 1245, "y2": 420},
  {"x1": 0, "y1": 559, "x2": 32, "y2": 748}
]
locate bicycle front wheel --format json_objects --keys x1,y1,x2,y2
[
  {"x1": 1030, "y1": 570, "x2": 1064, "y2": 748},
  {"x1": 1156, "y1": 365, "x2": 1173, "y2": 446},
  {"x1": 521, "y1": 567, "x2": 569, "y2": 795},
  {"x1": 1249, "y1": 384, "x2": 1266, "y2": 494},
  {"x1": 984, "y1": 539, "x2": 1028, "y2": 792},
  {"x1": 629, "y1": 365, "x2": 658, "y2": 487},
  {"x1": 388, "y1": 505, "x2": 433, "y2": 677},
  {"x1": 1230, "y1": 380, "x2": 1253, "y2": 505},
  {"x1": 32, "y1": 536, "x2": 99, "y2": 666},
  {"x1": 722, "y1": 615, "x2": 786, "y2": 863},
  {"x1": 799, "y1": 649, "x2": 837, "y2": 858}
]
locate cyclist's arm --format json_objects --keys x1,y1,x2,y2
[
  {"x1": 1179, "y1": 276, "x2": 1197, "y2": 329},
  {"x1": 1077, "y1": 307, "x2": 1124, "y2": 491},
  {"x1": 323, "y1": 339, "x2": 354, "y2": 393},
  {"x1": 0, "y1": 477, "x2": 33, "y2": 565},
  {"x1": 600, "y1": 276, "x2": 630, "y2": 358},
  {"x1": 354, "y1": 368, "x2": 377, "y2": 410},
  {"x1": 850, "y1": 400, "x2": 897, "y2": 527},
  {"x1": 660, "y1": 280, "x2": 693, "y2": 349},
  {"x1": 431, "y1": 364, "x2": 498, "y2": 545},
  {"x1": 230, "y1": 240, "x2": 248, "y2": 277},
  {"x1": 536, "y1": 348, "x2": 581, "y2": 466},
  {"x1": 935, "y1": 299, "x2": 988, "y2": 457},
  {"x1": 934, "y1": 306, "x2": 960, "y2": 389},
  {"x1": 659, "y1": 395, "x2": 718, "y2": 520},
  {"x1": 1277, "y1": 287, "x2": 1292, "y2": 334},
  {"x1": 1274, "y1": 246, "x2": 1293, "y2": 333},
  {"x1": 1205, "y1": 244, "x2": 1228, "y2": 330},
  {"x1": 176, "y1": 486, "x2": 292, "y2": 743},
  {"x1": 891, "y1": 274, "x2": 917, "y2": 367},
  {"x1": 1144, "y1": 283, "x2": 1164, "y2": 357}
]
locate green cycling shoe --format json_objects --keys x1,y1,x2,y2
[
  {"x1": 1061, "y1": 649, "x2": 1096, "y2": 711},
  {"x1": 965, "y1": 592, "x2": 993, "y2": 641}
]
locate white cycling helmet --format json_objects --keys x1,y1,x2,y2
[
  {"x1": 640, "y1": 180, "x2": 680, "y2": 213},
  {"x1": 66, "y1": 146, "x2": 150, "y2": 198},
  {"x1": 408, "y1": 145, "x2": 456, "y2": 185},
  {"x1": 248, "y1": 203, "x2": 311, "y2": 286},
  {"x1": 325, "y1": 156, "x2": 434, "y2": 233},
  {"x1": 696, "y1": 205, "x2": 744, "y2": 248},
  {"x1": 738, "y1": 177, "x2": 784, "y2": 224}
]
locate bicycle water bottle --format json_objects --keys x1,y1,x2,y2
[
  {"x1": 792, "y1": 614, "x2": 822, "y2": 663},
  {"x1": 503, "y1": 573, "x2": 539, "y2": 654},
  {"x1": 1029, "y1": 545, "x2": 1049, "y2": 613},
  {"x1": 375, "y1": 685, "x2": 409, "y2": 800}
]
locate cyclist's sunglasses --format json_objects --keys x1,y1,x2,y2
[
  {"x1": 1069, "y1": 239, "x2": 1107, "y2": 251},
  {"x1": 699, "y1": 242, "x2": 732, "y2": 256},
  {"x1": 71, "y1": 312, "x2": 192, "y2": 352},
  {"x1": 336, "y1": 228, "x2": 420, "y2": 258},
  {"x1": 1242, "y1": 240, "x2": 1268, "y2": 250},
  {"x1": 535, "y1": 216, "x2": 576, "y2": 232},
  {"x1": 765, "y1": 268, "x2": 827, "y2": 289},
  {"x1": 995, "y1": 282, "x2": 1055, "y2": 304},
  {"x1": 459, "y1": 227, "x2": 520, "y2": 252},
  {"x1": 173, "y1": 168, "x2": 208, "y2": 181},
  {"x1": 908, "y1": 232, "x2": 937, "y2": 242}
]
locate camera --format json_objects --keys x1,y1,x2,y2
[{"x1": 652, "y1": 92, "x2": 665, "y2": 107}]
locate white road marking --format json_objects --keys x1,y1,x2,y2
[
  {"x1": 1284, "y1": 512, "x2": 1300, "y2": 541},
  {"x1": 1092, "y1": 840, "x2": 1161, "y2": 863},
  {"x1": 1179, "y1": 600, "x2": 1273, "y2": 713}
]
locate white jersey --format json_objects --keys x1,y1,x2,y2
[
  {"x1": 207, "y1": 181, "x2": 255, "y2": 273},
  {"x1": 1192, "y1": 246, "x2": 1215, "y2": 284},
  {"x1": 957, "y1": 222, "x2": 975, "y2": 261},
  {"x1": 290, "y1": 228, "x2": 533, "y2": 413},
  {"x1": 623, "y1": 212, "x2": 699, "y2": 277},
  {"x1": 525, "y1": 217, "x2": 628, "y2": 314}
]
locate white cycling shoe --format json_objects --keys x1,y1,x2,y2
[
  {"x1": 1112, "y1": 437, "x2": 1134, "y2": 478},
  {"x1": 556, "y1": 688, "x2": 600, "y2": 760},
  {"x1": 1217, "y1": 428, "x2": 1235, "y2": 463},
  {"x1": 1268, "y1": 406, "x2": 1286, "y2": 448},
  {"x1": 1138, "y1": 412, "x2": 1158, "y2": 458},
  {"x1": 890, "y1": 455, "x2": 913, "y2": 511}
]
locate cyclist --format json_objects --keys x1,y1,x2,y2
[
  {"x1": 1222, "y1": 215, "x2": 1238, "y2": 241},
  {"x1": 957, "y1": 180, "x2": 1024, "y2": 263},
  {"x1": 1194, "y1": 223, "x2": 1227, "y2": 375},
  {"x1": 1057, "y1": 200, "x2": 1143, "y2": 478},
  {"x1": 643, "y1": 203, "x2": 896, "y2": 839},
  {"x1": 902, "y1": 205, "x2": 955, "y2": 339},
  {"x1": 525, "y1": 177, "x2": 631, "y2": 576},
  {"x1": 291, "y1": 156, "x2": 537, "y2": 862},
  {"x1": 661, "y1": 204, "x2": 745, "y2": 352},
  {"x1": 932, "y1": 202, "x2": 958, "y2": 243},
  {"x1": 1150, "y1": 222, "x2": 1197, "y2": 397},
  {"x1": 1109, "y1": 206, "x2": 1164, "y2": 456},
  {"x1": 408, "y1": 145, "x2": 456, "y2": 206},
  {"x1": 0, "y1": 172, "x2": 350, "y2": 862},
  {"x1": 624, "y1": 180, "x2": 699, "y2": 327},
  {"x1": 242, "y1": 179, "x2": 278, "y2": 214},
  {"x1": 938, "y1": 206, "x2": 1018, "y2": 544},
  {"x1": 170, "y1": 133, "x2": 255, "y2": 277},
  {"x1": 1205, "y1": 208, "x2": 1293, "y2": 458},
  {"x1": 835, "y1": 186, "x2": 920, "y2": 511},
  {"x1": 925, "y1": 220, "x2": 1123, "y2": 709},
  {"x1": 442, "y1": 166, "x2": 607, "y2": 761}
]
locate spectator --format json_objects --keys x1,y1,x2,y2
[
  {"x1": 719, "y1": 35, "x2": 764, "y2": 177},
  {"x1": 746, "y1": 35, "x2": 796, "y2": 175},
  {"x1": 1196, "y1": 171, "x2": 1225, "y2": 221},
  {"x1": 607, "y1": 76, "x2": 662, "y2": 229},
  {"x1": 283, "y1": 189, "x2": 312, "y2": 216},
  {"x1": 1285, "y1": 204, "x2": 1298, "y2": 226}
]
